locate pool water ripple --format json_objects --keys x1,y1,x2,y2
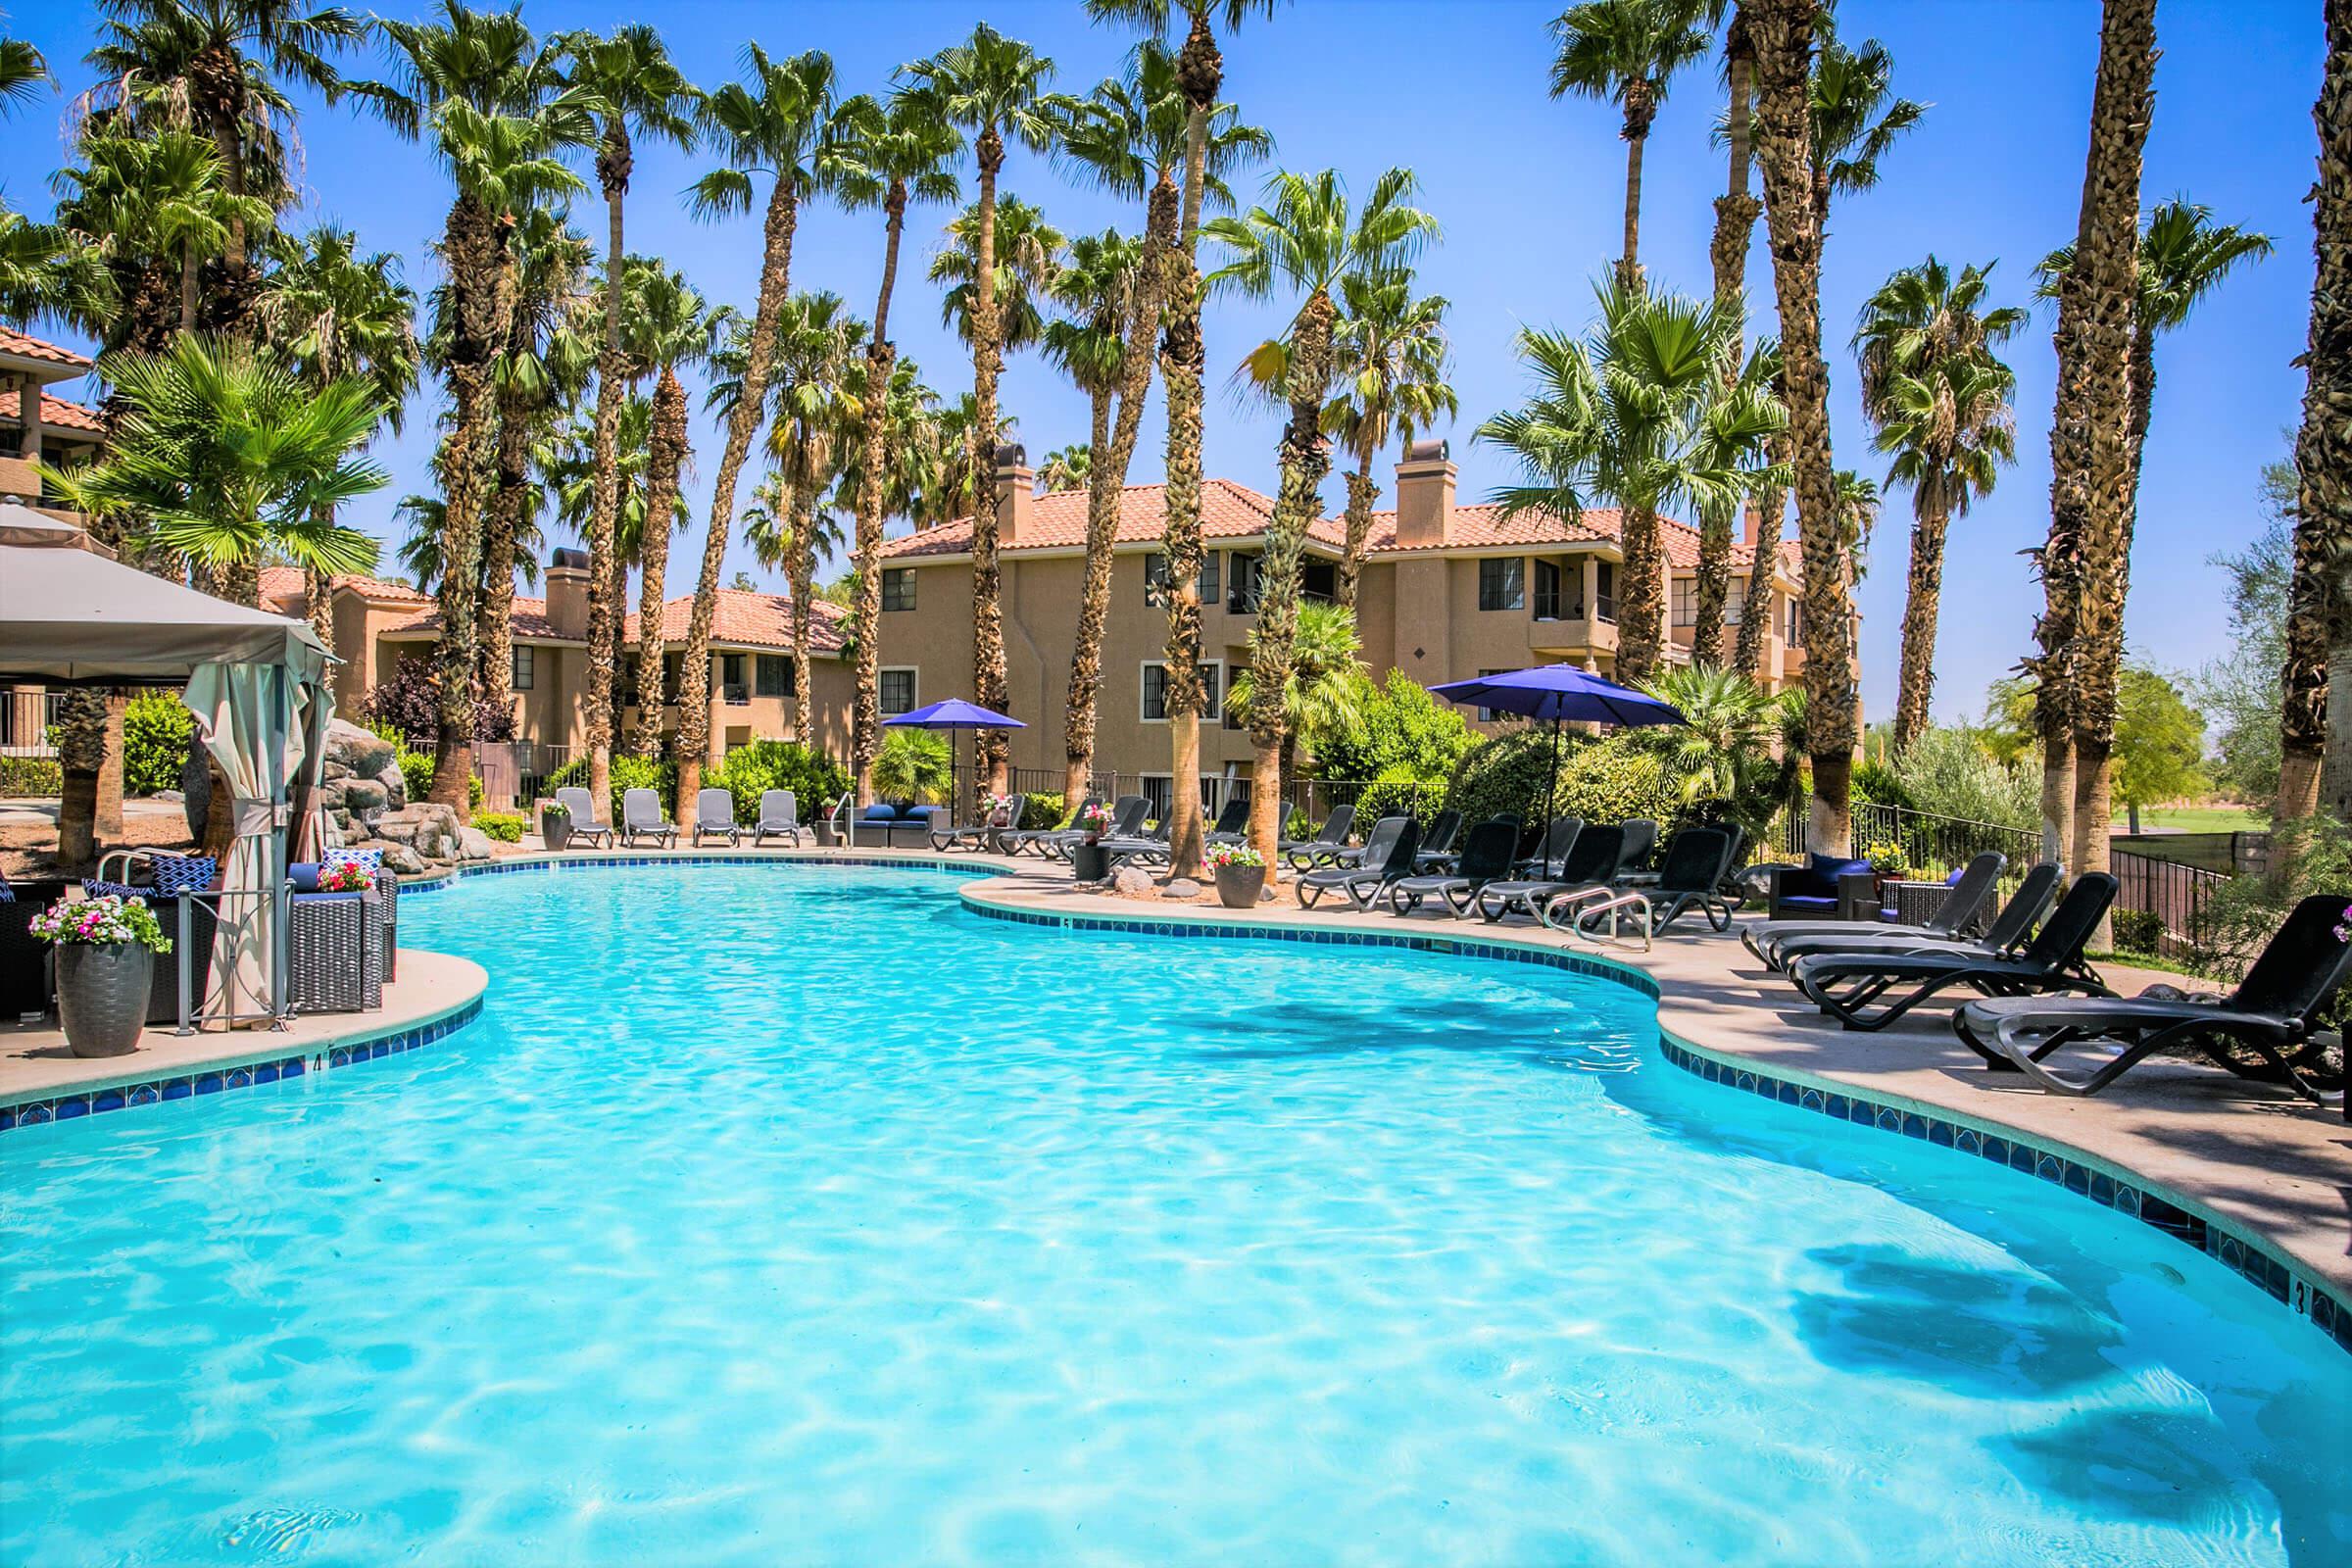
[{"x1": 1, "y1": 863, "x2": 2345, "y2": 1565}]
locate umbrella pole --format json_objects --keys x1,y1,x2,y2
[{"x1": 1547, "y1": 716, "x2": 1561, "y2": 873}]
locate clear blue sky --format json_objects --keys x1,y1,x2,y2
[{"x1": 10, "y1": 0, "x2": 2327, "y2": 726}]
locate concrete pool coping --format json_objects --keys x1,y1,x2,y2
[{"x1": 4, "y1": 843, "x2": 2343, "y2": 1353}]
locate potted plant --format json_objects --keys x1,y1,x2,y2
[
  {"x1": 1863, "y1": 840, "x2": 1911, "y2": 896},
  {"x1": 30, "y1": 894, "x2": 172, "y2": 1057},
  {"x1": 537, "y1": 796, "x2": 570, "y2": 852},
  {"x1": 1070, "y1": 801, "x2": 1114, "y2": 882},
  {"x1": 1206, "y1": 841, "x2": 1267, "y2": 908}
]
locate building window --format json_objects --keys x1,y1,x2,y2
[
  {"x1": 1784, "y1": 597, "x2": 1803, "y2": 649},
  {"x1": 1725, "y1": 578, "x2": 1744, "y2": 625},
  {"x1": 1670, "y1": 578, "x2": 1694, "y2": 628},
  {"x1": 1595, "y1": 562, "x2": 1617, "y2": 623},
  {"x1": 720, "y1": 654, "x2": 749, "y2": 705},
  {"x1": 1142, "y1": 660, "x2": 1222, "y2": 722},
  {"x1": 1533, "y1": 560, "x2": 1564, "y2": 621},
  {"x1": 1200, "y1": 551, "x2": 1220, "y2": 606},
  {"x1": 756, "y1": 654, "x2": 793, "y2": 697},
  {"x1": 1477, "y1": 667, "x2": 1511, "y2": 723},
  {"x1": 1478, "y1": 557, "x2": 1525, "y2": 612},
  {"x1": 1227, "y1": 553, "x2": 1259, "y2": 613},
  {"x1": 881, "y1": 568, "x2": 915, "y2": 612},
  {"x1": 1147, "y1": 552, "x2": 1222, "y2": 607},
  {"x1": 512, "y1": 644, "x2": 535, "y2": 692},
  {"x1": 1302, "y1": 558, "x2": 1336, "y2": 604},
  {"x1": 879, "y1": 667, "x2": 917, "y2": 714},
  {"x1": 1142, "y1": 662, "x2": 1169, "y2": 721}
]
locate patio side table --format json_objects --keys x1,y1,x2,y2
[
  {"x1": 288, "y1": 892, "x2": 385, "y2": 1013},
  {"x1": 1881, "y1": 879, "x2": 1950, "y2": 927}
]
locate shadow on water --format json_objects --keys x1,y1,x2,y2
[
  {"x1": 1172, "y1": 996, "x2": 1642, "y2": 1072},
  {"x1": 1989, "y1": 1408, "x2": 2252, "y2": 1531},
  {"x1": 1791, "y1": 1244, "x2": 2125, "y2": 1398}
]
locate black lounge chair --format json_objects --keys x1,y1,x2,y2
[
  {"x1": 997, "y1": 794, "x2": 1091, "y2": 857},
  {"x1": 1201, "y1": 796, "x2": 1251, "y2": 845},
  {"x1": 1764, "y1": 861, "x2": 2062, "y2": 975},
  {"x1": 1511, "y1": 816, "x2": 1582, "y2": 879},
  {"x1": 1296, "y1": 816, "x2": 1419, "y2": 910},
  {"x1": 1741, "y1": 851, "x2": 2006, "y2": 967},
  {"x1": 1387, "y1": 820, "x2": 1521, "y2": 916},
  {"x1": 1647, "y1": 828, "x2": 1740, "y2": 934},
  {"x1": 1610, "y1": 819, "x2": 1657, "y2": 879},
  {"x1": 1409, "y1": 808, "x2": 1464, "y2": 872},
  {"x1": 1281, "y1": 804, "x2": 1357, "y2": 869},
  {"x1": 1952, "y1": 894, "x2": 2352, "y2": 1102},
  {"x1": 1789, "y1": 872, "x2": 2119, "y2": 1033},
  {"x1": 1042, "y1": 796, "x2": 1146, "y2": 861},
  {"x1": 1477, "y1": 822, "x2": 1614, "y2": 924}
]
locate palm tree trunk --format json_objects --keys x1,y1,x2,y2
[
  {"x1": 2280, "y1": 15, "x2": 2347, "y2": 822},
  {"x1": 305, "y1": 563, "x2": 335, "y2": 655},
  {"x1": 853, "y1": 189, "x2": 909, "y2": 800},
  {"x1": 1746, "y1": 0, "x2": 1860, "y2": 854},
  {"x1": 52, "y1": 689, "x2": 109, "y2": 874},
  {"x1": 968, "y1": 135, "x2": 1011, "y2": 807},
  {"x1": 1690, "y1": 505, "x2": 1735, "y2": 667},
  {"x1": 1162, "y1": 8, "x2": 1221, "y2": 881},
  {"x1": 1063, "y1": 386, "x2": 1118, "y2": 807},
  {"x1": 1702, "y1": 25, "x2": 1762, "y2": 668},
  {"x1": 586, "y1": 169, "x2": 630, "y2": 829},
  {"x1": 633, "y1": 365, "x2": 690, "y2": 759},
  {"x1": 1891, "y1": 490, "x2": 1950, "y2": 751},
  {"x1": 1616, "y1": 502, "x2": 1668, "y2": 682},
  {"x1": 678, "y1": 176, "x2": 800, "y2": 815},
  {"x1": 481, "y1": 373, "x2": 534, "y2": 731},
  {"x1": 1734, "y1": 471, "x2": 1782, "y2": 681},
  {"x1": 788, "y1": 510, "x2": 815, "y2": 743},
  {"x1": 1616, "y1": 108, "x2": 1649, "y2": 294},
  {"x1": 180, "y1": 236, "x2": 200, "y2": 334},
  {"x1": 1247, "y1": 288, "x2": 1337, "y2": 870},
  {"x1": 1338, "y1": 460, "x2": 1378, "y2": 611}
]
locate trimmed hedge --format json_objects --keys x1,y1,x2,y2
[
  {"x1": 708, "y1": 740, "x2": 849, "y2": 827},
  {"x1": 474, "y1": 810, "x2": 525, "y2": 843},
  {"x1": 0, "y1": 756, "x2": 62, "y2": 797},
  {"x1": 122, "y1": 693, "x2": 194, "y2": 797}
]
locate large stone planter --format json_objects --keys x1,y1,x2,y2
[
  {"x1": 1214, "y1": 862, "x2": 1267, "y2": 908},
  {"x1": 56, "y1": 942, "x2": 153, "y2": 1057},
  {"x1": 539, "y1": 803, "x2": 571, "y2": 852}
]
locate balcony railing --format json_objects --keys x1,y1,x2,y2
[{"x1": 722, "y1": 684, "x2": 751, "y2": 707}]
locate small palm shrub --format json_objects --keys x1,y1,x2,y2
[
  {"x1": 122, "y1": 693, "x2": 194, "y2": 797},
  {"x1": 872, "y1": 730, "x2": 952, "y2": 805}
]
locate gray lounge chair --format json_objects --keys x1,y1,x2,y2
[
  {"x1": 554, "y1": 786, "x2": 612, "y2": 848},
  {"x1": 1741, "y1": 851, "x2": 2006, "y2": 967},
  {"x1": 1295, "y1": 816, "x2": 1420, "y2": 910},
  {"x1": 997, "y1": 794, "x2": 1087, "y2": 857},
  {"x1": 692, "y1": 788, "x2": 739, "y2": 848},
  {"x1": 1044, "y1": 796, "x2": 1147, "y2": 861},
  {"x1": 1280, "y1": 804, "x2": 1356, "y2": 869},
  {"x1": 621, "y1": 787, "x2": 677, "y2": 848},
  {"x1": 1202, "y1": 797, "x2": 1251, "y2": 846},
  {"x1": 1387, "y1": 820, "x2": 1521, "y2": 916},
  {"x1": 754, "y1": 789, "x2": 802, "y2": 847},
  {"x1": 1477, "y1": 822, "x2": 1612, "y2": 924}
]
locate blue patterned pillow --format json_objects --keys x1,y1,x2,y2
[
  {"x1": 150, "y1": 855, "x2": 217, "y2": 895},
  {"x1": 0, "y1": 875, "x2": 13, "y2": 904},
  {"x1": 80, "y1": 879, "x2": 144, "y2": 900},
  {"x1": 323, "y1": 848, "x2": 382, "y2": 873}
]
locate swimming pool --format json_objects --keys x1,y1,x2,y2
[{"x1": 2, "y1": 862, "x2": 2345, "y2": 1565}]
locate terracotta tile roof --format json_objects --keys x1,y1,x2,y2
[
  {"x1": 877, "y1": 478, "x2": 1345, "y2": 561},
  {"x1": 0, "y1": 327, "x2": 93, "y2": 371},
  {"x1": 259, "y1": 565, "x2": 431, "y2": 611},
  {"x1": 0, "y1": 388, "x2": 103, "y2": 435},
  {"x1": 387, "y1": 587, "x2": 846, "y2": 654},
  {"x1": 1361, "y1": 502, "x2": 1804, "y2": 576}
]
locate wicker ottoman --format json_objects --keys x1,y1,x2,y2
[{"x1": 288, "y1": 892, "x2": 385, "y2": 1013}]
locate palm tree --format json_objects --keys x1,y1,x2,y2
[
  {"x1": 1634, "y1": 662, "x2": 1788, "y2": 830},
  {"x1": 392, "y1": 491, "x2": 449, "y2": 590},
  {"x1": 1324, "y1": 269, "x2": 1456, "y2": 608},
  {"x1": 1044, "y1": 228, "x2": 1144, "y2": 805},
  {"x1": 1742, "y1": 0, "x2": 1864, "y2": 855},
  {"x1": 260, "y1": 221, "x2": 420, "y2": 648},
  {"x1": 1204, "y1": 166, "x2": 1438, "y2": 865},
  {"x1": 2028, "y1": 0, "x2": 2157, "y2": 888},
  {"x1": 1694, "y1": 0, "x2": 1761, "y2": 659},
  {"x1": 833, "y1": 84, "x2": 959, "y2": 798},
  {"x1": 906, "y1": 24, "x2": 1057, "y2": 803},
  {"x1": 0, "y1": 34, "x2": 47, "y2": 115},
  {"x1": 1479, "y1": 283, "x2": 1782, "y2": 685},
  {"x1": 1038, "y1": 444, "x2": 1092, "y2": 491},
  {"x1": 1226, "y1": 599, "x2": 1366, "y2": 804},
  {"x1": 2279, "y1": 17, "x2": 2349, "y2": 822},
  {"x1": 1548, "y1": 0, "x2": 1710, "y2": 292},
  {"x1": 368, "y1": 0, "x2": 588, "y2": 814},
  {"x1": 1806, "y1": 28, "x2": 1924, "y2": 224},
  {"x1": 919, "y1": 394, "x2": 1020, "y2": 528},
  {"x1": 89, "y1": 0, "x2": 367, "y2": 322},
  {"x1": 676, "y1": 46, "x2": 838, "y2": 814},
  {"x1": 1085, "y1": 0, "x2": 1285, "y2": 880},
  {"x1": 1853, "y1": 256, "x2": 2024, "y2": 750},
  {"x1": 0, "y1": 210, "x2": 116, "y2": 337},
  {"x1": 52, "y1": 129, "x2": 270, "y2": 334},
  {"x1": 930, "y1": 194, "x2": 1066, "y2": 354},
  {"x1": 555, "y1": 24, "x2": 698, "y2": 799}
]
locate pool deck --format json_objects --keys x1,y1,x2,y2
[{"x1": 4, "y1": 842, "x2": 2343, "y2": 1335}]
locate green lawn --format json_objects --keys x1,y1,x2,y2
[{"x1": 2131, "y1": 805, "x2": 2270, "y2": 835}]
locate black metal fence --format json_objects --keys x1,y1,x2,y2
[
  {"x1": 2111, "y1": 848, "x2": 2232, "y2": 960},
  {"x1": 1770, "y1": 795, "x2": 2041, "y2": 877}
]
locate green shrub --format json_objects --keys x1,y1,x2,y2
[
  {"x1": 1852, "y1": 759, "x2": 1915, "y2": 811},
  {"x1": 396, "y1": 750, "x2": 434, "y2": 806},
  {"x1": 1306, "y1": 670, "x2": 1476, "y2": 784},
  {"x1": 474, "y1": 810, "x2": 524, "y2": 843},
  {"x1": 2111, "y1": 907, "x2": 2165, "y2": 954},
  {"x1": 1887, "y1": 726, "x2": 2038, "y2": 831},
  {"x1": 709, "y1": 740, "x2": 849, "y2": 826},
  {"x1": 1445, "y1": 729, "x2": 1679, "y2": 834},
  {"x1": 547, "y1": 753, "x2": 680, "y2": 826},
  {"x1": 122, "y1": 693, "x2": 193, "y2": 797},
  {"x1": 1354, "y1": 772, "x2": 1447, "y2": 832},
  {"x1": 1017, "y1": 791, "x2": 1066, "y2": 830},
  {"x1": 0, "y1": 755, "x2": 62, "y2": 796}
]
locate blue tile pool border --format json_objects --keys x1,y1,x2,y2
[
  {"x1": 962, "y1": 890, "x2": 2352, "y2": 1360},
  {"x1": 396, "y1": 849, "x2": 1014, "y2": 895}
]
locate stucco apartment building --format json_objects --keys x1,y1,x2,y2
[
  {"x1": 0, "y1": 328, "x2": 104, "y2": 514},
  {"x1": 872, "y1": 442, "x2": 1809, "y2": 813}
]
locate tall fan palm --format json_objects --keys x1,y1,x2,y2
[
  {"x1": 1204, "y1": 165, "x2": 1439, "y2": 864},
  {"x1": 0, "y1": 35, "x2": 47, "y2": 116},
  {"x1": 0, "y1": 211, "x2": 116, "y2": 338},
  {"x1": 1038, "y1": 444, "x2": 1092, "y2": 491},
  {"x1": 613, "y1": 260, "x2": 712, "y2": 757},
  {"x1": 833, "y1": 84, "x2": 960, "y2": 796},
  {"x1": 1807, "y1": 24, "x2": 1926, "y2": 226},
  {"x1": 259, "y1": 221, "x2": 419, "y2": 646},
  {"x1": 1853, "y1": 256, "x2": 2024, "y2": 749},
  {"x1": 1477, "y1": 281, "x2": 1782, "y2": 686},
  {"x1": 53, "y1": 129, "x2": 270, "y2": 335},
  {"x1": 557, "y1": 24, "x2": 698, "y2": 795},
  {"x1": 930, "y1": 194, "x2": 1066, "y2": 354},
  {"x1": 919, "y1": 394, "x2": 1020, "y2": 529},
  {"x1": 89, "y1": 0, "x2": 368, "y2": 319},
  {"x1": 905, "y1": 24, "x2": 1058, "y2": 801},
  {"x1": 676, "y1": 45, "x2": 838, "y2": 812},
  {"x1": 1323, "y1": 270, "x2": 1456, "y2": 608},
  {"x1": 1548, "y1": 0, "x2": 1710, "y2": 292},
  {"x1": 1225, "y1": 599, "x2": 1366, "y2": 807},
  {"x1": 367, "y1": 0, "x2": 588, "y2": 812},
  {"x1": 1046, "y1": 36, "x2": 1269, "y2": 811}
]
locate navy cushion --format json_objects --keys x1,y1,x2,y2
[
  {"x1": 1779, "y1": 895, "x2": 1838, "y2": 912},
  {"x1": 287, "y1": 862, "x2": 323, "y2": 893},
  {"x1": 862, "y1": 804, "x2": 898, "y2": 822},
  {"x1": 1945, "y1": 866, "x2": 1967, "y2": 886},
  {"x1": 900, "y1": 804, "x2": 932, "y2": 820}
]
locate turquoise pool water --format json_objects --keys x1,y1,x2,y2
[{"x1": 2, "y1": 863, "x2": 2345, "y2": 1565}]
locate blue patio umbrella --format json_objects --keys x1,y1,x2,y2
[
  {"x1": 1427, "y1": 665, "x2": 1685, "y2": 863},
  {"x1": 882, "y1": 699, "x2": 1026, "y2": 813}
]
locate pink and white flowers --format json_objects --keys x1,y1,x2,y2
[
  {"x1": 28, "y1": 894, "x2": 172, "y2": 954},
  {"x1": 1204, "y1": 841, "x2": 1265, "y2": 871},
  {"x1": 1078, "y1": 803, "x2": 1113, "y2": 837}
]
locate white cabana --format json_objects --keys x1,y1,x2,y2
[{"x1": 0, "y1": 502, "x2": 334, "y2": 1024}]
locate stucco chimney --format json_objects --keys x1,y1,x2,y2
[
  {"x1": 994, "y1": 442, "x2": 1035, "y2": 543},
  {"x1": 544, "y1": 547, "x2": 590, "y2": 640},
  {"x1": 1394, "y1": 438, "x2": 1456, "y2": 548},
  {"x1": 1741, "y1": 497, "x2": 1771, "y2": 552}
]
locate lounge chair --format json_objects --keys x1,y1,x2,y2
[
  {"x1": 997, "y1": 794, "x2": 1090, "y2": 857},
  {"x1": 1099, "y1": 813, "x2": 1173, "y2": 868},
  {"x1": 1511, "y1": 816, "x2": 1583, "y2": 879},
  {"x1": 1646, "y1": 828, "x2": 1740, "y2": 934},
  {"x1": 1387, "y1": 820, "x2": 1521, "y2": 916},
  {"x1": 1609, "y1": 818, "x2": 1658, "y2": 879},
  {"x1": 1201, "y1": 797, "x2": 1251, "y2": 846},
  {"x1": 555, "y1": 786, "x2": 612, "y2": 848},
  {"x1": 754, "y1": 789, "x2": 802, "y2": 847},
  {"x1": 692, "y1": 788, "x2": 739, "y2": 848},
  {"x1": 1741, "y1": 851, "x2": 2005, "y2": 967},
  {"x1": 1280, "y1": 804, "x2": 1357, "y2": 869},
  {"x1": 1295, "y1": 816, "x2": 1421, "y2": 910},
  {"x1": 620, "y1": 788, "x2": 677, "y2": 848},
  {"x1": 1477, "y1": 822, "x2": 1616, "y2": 924},
  {"x1": 1410, "y1": 809, "x2": 1465, "y2": 872},
  {"x1": 1952, "y1": 894, "x2": 2352, "y2": 1102},
  {"x1": 1763, "y1": 861, "x2": 2062, "y2": 974},
  {"x1": 1043, "y1": 796, "x2": 1147, "y2": 861},
  {"x1": 1788, "y1": 872, "x2": 2119, "y2": 1033}
]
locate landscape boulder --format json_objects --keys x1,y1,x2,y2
[{"x1": 1109, "y1": 865, "x2": 1152, "y2": 896}]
